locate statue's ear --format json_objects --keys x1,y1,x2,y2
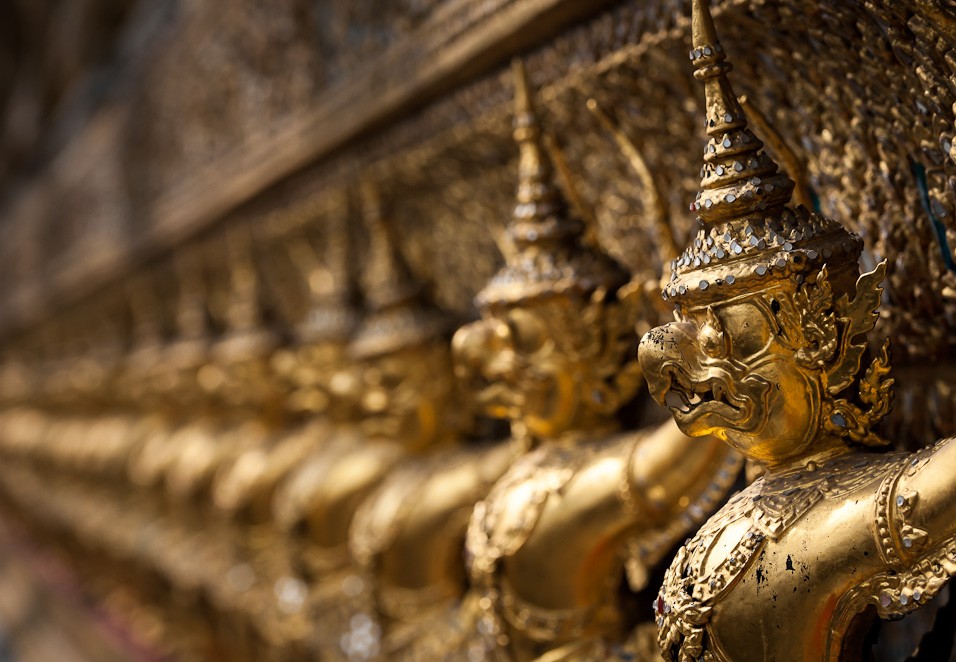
[
  {"x1": 825, "y1": 260, "x2": 887, "y2": 395},
  {"x1": 823, "y1": 338, "x2": 893, "y2": 448},
  {"x1": 792, "y1": 266, "x2": 839, "y2": 370}
]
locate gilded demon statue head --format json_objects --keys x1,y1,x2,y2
[
  {"x1": 348, "y1": 181, "x2": 460, "y2": 451},
  {"x1": 638, "y1": 0, "x2": 893, "y2": 468},
  {"x1": 452, "y1": 60, "x2": 646, "y2": 441}
]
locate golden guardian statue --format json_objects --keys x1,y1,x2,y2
[
  {"x1": 452, "y1": 60, "x2": 741, "y2": 662},
  {"x1": 638, "y1": 1, "x2": 956, "y2": 659},
  {"x1": 209, "y1": 206, "x2": 359, "y2": 656},
  {"x1": 272, "y1": 182, "x2": 462, "y2": 661}
]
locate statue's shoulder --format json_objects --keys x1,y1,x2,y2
[
  {"x1": 734, "y1": 451, "x2": 907, "y2": 540},
  {"x1": 272, "y1": 427, "x2": 386, "y2": 529},
  {"x1": 353, "y1": 439, "x2": 519, "y2": 568},
  {"x1": 658, "y1": 452, "x2": 912, "y2": 609}
]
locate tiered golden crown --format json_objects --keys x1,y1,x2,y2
[
  {"x1": 476, "y1": 60, "x2": 628, "y2": 309},
  {"x1": 350, "y1": 182, "x2": 445, "y2": 359},
  {"x1": 664, "y1": 0, "x2": 862, "y2": 304}
]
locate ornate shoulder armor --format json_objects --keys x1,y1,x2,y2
[{"x1": 655, "y1": 451, "x2": 906, "y2": 662}]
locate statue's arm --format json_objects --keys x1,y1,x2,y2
[{"x1": 627, "y1": 418, "x2": 740, "y2": 524}]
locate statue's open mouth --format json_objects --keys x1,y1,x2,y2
[{"x1": 659, "y1": 362, "x2": 751, "y2": 426}]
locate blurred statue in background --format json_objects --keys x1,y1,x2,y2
[
  {"x1": 395, "y1": 59, "x2": 741, "y2": 661},
  {"x1": 209, "y1": 200, "x2": 360, "y2": 658},
  {"x1": 345, "y1": 195, "x2": 520, "y2": 658},
  {"x1": 272, "y1": 181, "x2": 465, "y2": 661}
]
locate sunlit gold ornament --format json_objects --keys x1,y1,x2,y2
[
  {"x1": 382, "y1": 59, "x2": 739, "y2": 662},
  {"x1": 637, "y1": 2, "x2": 956, "y2": 659}
]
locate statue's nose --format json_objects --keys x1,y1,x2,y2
[
  {"x1": 638, "y1": 322, "x2": 698, "y2": 397},
  {"x1": 451, "y1": 320, "x2": 493, "y2": 382},
  {"x1": 638, "y1": 321, "x2": 697, "y2": 362}
]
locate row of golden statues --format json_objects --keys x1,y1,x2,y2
[{"x1": 0, "y1": 1, "x2": 954, "y2": 660}]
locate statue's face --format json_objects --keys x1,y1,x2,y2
[
  {"x1": 227, "y1": 355, "x2": 279, "y2": 406},
  {"x1": 638, "y1": 288, "x2": 822, "y2": 464},
  {"x1": 273, "y1": 342, "x2": 350, "y2": 416},
  {"x1": 359, "y1": 343, "x2": 454, "y2": 451},
  {"x1": 453, "y1": 307, "x2": 580, "y2": 439}
]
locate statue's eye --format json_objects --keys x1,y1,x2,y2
[
  {"x1": 507, "y1": 309, "x2": 547, "y2": 355},
  {"x1": 379, "y1": 372, "x2": 405, "y2": 390},
  {"x1": 699, "y1": 306, "x2": 729, "y2": 359}
]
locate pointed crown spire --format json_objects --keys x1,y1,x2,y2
[
  {"x1": 173, "y1": 248, "x2": 209, "y2": 342},
  {"x1": 509, "y1": 57, "x2": 580, "y2": 247},
  {"x1": 291, "y1": 192, "x2": 357, "y2": 344},
  {"x1": 212, "y1": 228, "x2": 279, "y2": 362},
  {"x1": 224, "y1": 227, "x2": 263, "y2": 333},
  {"x1": 126, "y1": 274, "x2": 164, "y2": 354},
  {"x1": 359, "y1": 181, "x2": 419, "y2": 313},
  {"x1": 663, "y1": 0, "x2": 862, "y2": 303},
  {"x1": 160, "y1": 247, "x2": 211, "y2": 376},
  {"x1": 690, "y1": 0, "x2": 793, "y2": 224},
  {"x1": 350, "y1": 181, "x2": 445, "y2": 359},
  {"x1": 476, "y1": 58, "x2": 626, "y2": 308}
]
